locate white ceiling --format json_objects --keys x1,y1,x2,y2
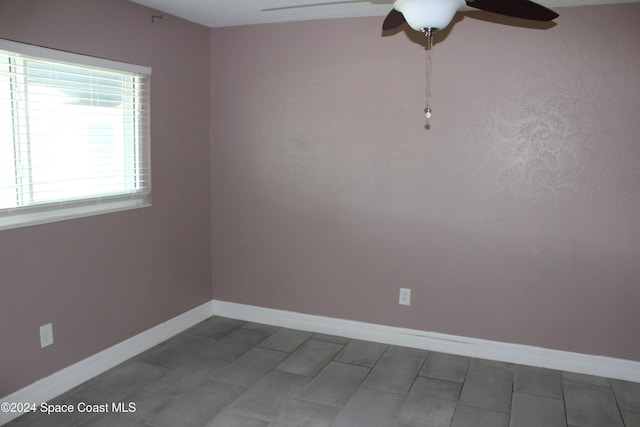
[{"x1": 129, "y1": 0, "x2": 636, "y2": 28}]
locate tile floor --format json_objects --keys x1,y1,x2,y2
[{"x1": 7, "y1": 316, "x2": 640, "y2": 427}]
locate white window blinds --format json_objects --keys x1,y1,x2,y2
[{"x1": 0, "y1": 39, "x2": 151, "y2": 230}]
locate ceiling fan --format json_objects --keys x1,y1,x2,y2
[
  {"x1": 380, "y1": 0, "x2": 558, "y2": 125},
  {"x1": 382, "y1": 0, "x2": 558, "y2": 33},
  {"x1": 266, "y1": 0, "x2": 558, "y2": 126}
]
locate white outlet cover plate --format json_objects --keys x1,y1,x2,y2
[
  {"x1": 40, "y1": 323, "x2": 54, "y2": 348},
  {"x1": 399, "y1": 288, "x2": 411, "y2": 306}
]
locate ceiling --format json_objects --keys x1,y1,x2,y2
[{"x1": 129, "y1": 0, "x2": 635, "y2": 28}]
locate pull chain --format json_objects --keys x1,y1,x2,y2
[{"x1": 423, "y1": 28, "x2": 435, "y2": 127}]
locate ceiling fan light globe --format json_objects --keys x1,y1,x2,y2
[{"x1": 393, "y1": 0, "x2": 465, "y2": 31}]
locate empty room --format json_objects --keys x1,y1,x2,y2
[{"x1": 0, "y1": 0, "x2": 639, "y2": 426}]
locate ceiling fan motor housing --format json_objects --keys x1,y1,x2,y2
[{"x1": 394, "y1": 0, "x2": 466, "y2": 31}]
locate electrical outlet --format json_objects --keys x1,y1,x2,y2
[
  {"x1": 399, "y1": 288, "x2": 411, "y2": 306},
  {"x1": 40, "y1": 323, "x2": 54, "y2": 348}
]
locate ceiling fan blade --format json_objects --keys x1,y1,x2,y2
[
  {"x1": 382, "y1": 9, "x2": 406, "y2": 30},
  {"x1": 466, "y1": 0, "x2": 558, "y2": 21}
]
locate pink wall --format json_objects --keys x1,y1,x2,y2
[
  {"x1": 0, "y1": 0, "x2": 212, "y2": 395},
  {"x1": 211, "y1": 4, "x2": 640, "y2": 361}
]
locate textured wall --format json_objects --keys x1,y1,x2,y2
[
  {"x1": 0, "y1": 0, "x2": 212, "y2": 395},
  {"x1": 211, "y1": 4, "x2": 640, "y2": 361}
]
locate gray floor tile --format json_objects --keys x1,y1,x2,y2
[
  {"x1": 118, "y1": 389, "x2": 171, "y2": 420},
  {"x1": 243, "y1": 323, "x2": 280, "y2": 333},
  {"x1": 563, "y1": 380, "x2": 624, "y2": 427},
  {"x1": 188, "y1": 316, "x2": 246, "y2": 339},
  {"x1": 227, "y1": 370, "x2": 310, "y2": 421},
  {"x1": 300, "y1": 361, "x2": 370, "y2": 407},
  {"x1": 143, "y1": 354, "x2": 229, "y2": 398},
  {"x1": 147, "y1": 379, "x2": 246, "y2": 427},
  {"x1": 333, "y1": 340, "x2": 388, "y2": 367},
  {"x1": 201, "y1": 328, "x2": 270, "y2": 361},
  {"x1": 562, "y1": 371, "x2": 611, "y2": 388},
  {"x1": 514, "y1": 365, "x2": 563, "y2": 399},
  {"x1": 387, "y1": 345, "x2": 429, "y2": 359},
  {"x1": 270, "y1": 399, "x2": 339, "y2": 427},
  {"x1": 51, "y1": 377, "x2": 101, "y2": 401},
  {"x1": 257, "y1": 328, "x2": 312, "y2": 353},
  {"x1": 420, "y1": 352, "x2": 470, "y2": 383},
  {"x1": 76, "y1": 390, "x2": 170, "y2": 427},
  {"x1": 622, "y1": 412, "x2": 640, "y2": 427},
  {"x1": 332, "y1": 387, "x2": 404, "y2": 427},
  {"x1": 509, "y1": 392, "x2": 566, "y2": 427},
  {"x1": 610, "y1": 379, "x2": 640, "y2": 412},
  {"x1": 6, "y1": 412, "x2": 78, "y2": 427},
  {"x1": 203, "y1": 411, "x2": 270, "y2": 427},
  {"x1": 135, "y1": 334, "x2": 216, "y2": 368},
  {"x1": 7, "y1": 392, "x2": 97, "y2": 427},
  {"x1": 275, "y1": 339, "x2": 343, "y2": 377},
  {"x1": 98, "y1": 361, "x2": 169, "y2": 393},
  {"x1": 396, "y1": 377, "x2": 461, "y2": 427},
  {"x1": 458, "y1": 359, "x2": 513, "y2": 413},
  {"x1": 450, "y1": 405, "x2": 510, "y2": 427},
  {"x1": 213, "y1": 347, "x2": 288, "y2": 387},
  {"x1": 71, "y1": 415, "x2": 139, "y2": 427},
  {"x1": 361, "y1": 352, "x2": 423, "y2": 394},
  {"x1": 393, "y1": 422, "x2": 428, "y2": 427},
  {"x1": 399, "y1": 400, "x2": 457, "y2": 427},
  {"x1": 311, "y1": 333, "x2": 351, "y2": 345},
  {"x1": 67, "y1": 378, "x2": 137, "y2": 410}
]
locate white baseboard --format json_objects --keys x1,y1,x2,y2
[
  {"x1": 211, "y1": 299, "x2": 640, "y2": 383},
  {"x1": 0, "y1": 301, "x2": 214, "y2": 426}
]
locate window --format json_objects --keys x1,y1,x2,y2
[{"x1": 0, "y1": 39, "x2": 151, "y2": 230}]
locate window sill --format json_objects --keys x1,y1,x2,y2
[{"x1": 0, "y1": 198, "x2": 151, "y2": 231}]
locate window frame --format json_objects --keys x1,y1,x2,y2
[{"x1": 0, "y1": 39, "x2": 151, "y2": 231}]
